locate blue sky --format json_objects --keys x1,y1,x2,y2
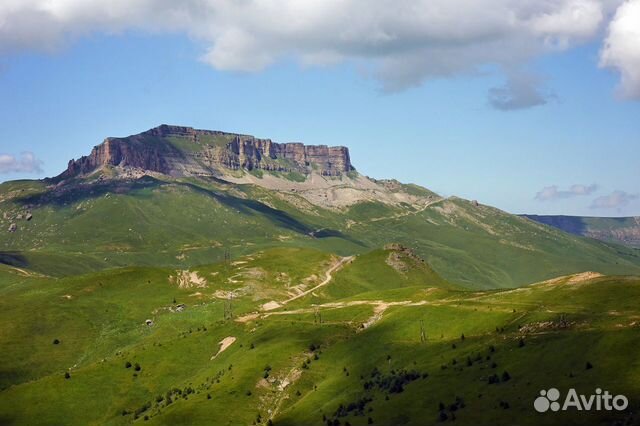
[{"x1": 1, "y1": 1, "x2": 639, "y2": 217}]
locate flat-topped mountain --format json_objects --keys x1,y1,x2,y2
[
  {"x1": 59, "y1": 124, "x2": 354, "y2": 180},
  {"x1": 2, "y1": 126, "x2": 640, "y2": 426}
]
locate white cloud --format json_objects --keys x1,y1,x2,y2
[
  {"x1": 600, "y1": 0, "x2": 640, "y2": 99},
  {"x1": 0, "y1": 152, "x2": 43, "y2": 174},
  {"x1": 535, "y1": 183, "x2": 598, "y2": 201},
  {"x1": 591, "y1": 190, "x2": 638, "y2": 209},
  {"x1": 0, "y1": 0, "x2": 631, "y2": 103}
]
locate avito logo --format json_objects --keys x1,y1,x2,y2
[{"x1": 534, "y1": 388, "x2": 629, "y2": 413}]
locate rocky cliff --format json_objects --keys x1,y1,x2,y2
[{"x1": 59, "y1": 125, "x2": 354, "y2": 180}]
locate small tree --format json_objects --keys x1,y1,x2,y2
[
  {"x1": 53, "y1": 339, "x2": 60, "y2": 345},
  {"x1": 64, "y1": 372, "x2": 71, "y2": 379},
  {"x1": 501, "y1": 371, "x2": 511, "y2": 382},
  {"x1": 586, "y1": 361, "x2": 593, "y2": 370}
]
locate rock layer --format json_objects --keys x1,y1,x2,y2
[{"x1": 59, "y1": 125, "x2": 354, "y2": 179}]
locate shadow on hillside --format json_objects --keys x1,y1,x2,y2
[
  {"x1": 0, "y1": 252, "x2": 29, "y2": 268},
  {"x1": 521, "y1": 215, "x2": 587, "y2": 235},
  {"x1": 15, "y1": 177, "x2": 364, "y2": 245}
]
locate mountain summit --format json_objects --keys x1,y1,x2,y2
[{"x1": 59, "y1": 124, "x2": 354, "y2": 180}]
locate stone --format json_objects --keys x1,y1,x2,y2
[
  {"x1": 8, "y1": 223, "x2": 17, "y2": 232},
  {"x1": 58, "y1": 125, "x2": 354, "y2": 180}
]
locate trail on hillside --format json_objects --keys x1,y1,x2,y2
[
  {"x1": 2, "y1": 265, "x2": 46, "y2": 278},
  {"x1": 346, "y1": 197, "x2": 444, "y2": 229},
  {"x1": 240, "y1": 299, "x2": 429, "y2": 329},
  {"x1": 259, "y1": 256, "x2": 354, "y2": 312}
]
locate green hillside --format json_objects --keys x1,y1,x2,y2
[
  {"x1": 1, "y1": 134, "x2": 640, "y2": 425},
  {"x1": 1, "y1": 245, "x2": 638, "y2": 425},
  {"x1": 2, "y1": 176, "x2": 640, "y2": 289}
]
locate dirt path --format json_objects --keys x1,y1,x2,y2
[
  {"x1": 346, "y1": 197, "x2": 444, "y2": 228},
  {"x1": 260, "y1": 256, "x2": 354, "y2": 312},
  {"x1": 210, "y1": 336, "x2": 236, "y2": 360},
  {"x1": 2, "y1": 265, "x2": 46, "y2": 278},
  {"x1": 256, "y1": 299, "x2": 428, "y2": 331},
  {"x1": 268, "y1": 366, "x2": 303, "y2": 420}
]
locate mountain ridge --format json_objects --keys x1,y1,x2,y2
[
  {"x1": 523, "y1": 214, "x2": 640, "y2": 248},
  {"x1": 59, "y1": 124, "x2": 355, "y2": 181}
]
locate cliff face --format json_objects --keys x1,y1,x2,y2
[{"x1": 60, "y1": 125, "x2": 354, "y2": 179}]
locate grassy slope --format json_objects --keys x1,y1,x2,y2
[
  {"x1": 2, "y1": 178, "x2": 640, "y2": 290},
  {"x1": 346, "y1": 197, "x2": 640, "y2": 289},
  {"x1": 0, "y1": 246, "x2": 639, "y2": 425}
]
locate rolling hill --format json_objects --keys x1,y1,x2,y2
[{"x1": 1, "y1": 125, "x2": 639, "y2": 425}]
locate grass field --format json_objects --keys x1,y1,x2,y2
[
  {"x1": 1, "y1": 244, "x2": 639, "y2": 425},
  {"x1": 2, "y1": 171, "x2": 640, "y2": 425}
]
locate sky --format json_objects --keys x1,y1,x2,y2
[{"x1": 0, "y1": 0, "x2": 639, "y2": 217}]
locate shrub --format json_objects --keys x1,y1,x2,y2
[
  {"x1": 501, "y1": 371, "x2": 511, "y2": 382},
  {"x1": 53, "y1": 339, "x2": 60, "y2": 345},
  {"x1": 586, "y1": 361, "x2": 593, "y2": 370},
  {"x1": 125, "y1": 361, "x2": 132, "y2": 369},
  {"x1": 64, "y1": 372, "x2": 71, "y2": 379},
  {"x1": 134, "y1": 363, "x2": 141, "y2": 371}
]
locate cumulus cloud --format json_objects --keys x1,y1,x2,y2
[
  {"x1": 488, "y1": 71, "x2": 556, "y2": 111},
  {"x1": 600, "y1": 0, "x2": 640, "y2": 99},
  {"x1": 535, "y1": 184, "x2": 598, "y2": 201},
  {"x1": 590, "y1": 190, "x2": 638, "y2": 209},
  {"x1": 0, "y1": 152, "x2": 43, "y2": 174},
  {"x1": 0, "y1": 0, "x2": 632, "y2": 103}
]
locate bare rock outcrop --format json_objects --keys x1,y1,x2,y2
[{"x1": 58, "y1": 125, "x2": 354, "y2": 180}]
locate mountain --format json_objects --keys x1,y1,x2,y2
[
  {"x1": 58, "y1": 124, "x2": 354, "y2": 180},
  {"x1": 523, "y1": 214, "x2": 640, "y2": 248},
  {"x1": 2, "y1": 125, "x2": 640, "y2": 288},
  {"x1": 2, "y1": 125, "x2": 640, "y2": 425}
]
